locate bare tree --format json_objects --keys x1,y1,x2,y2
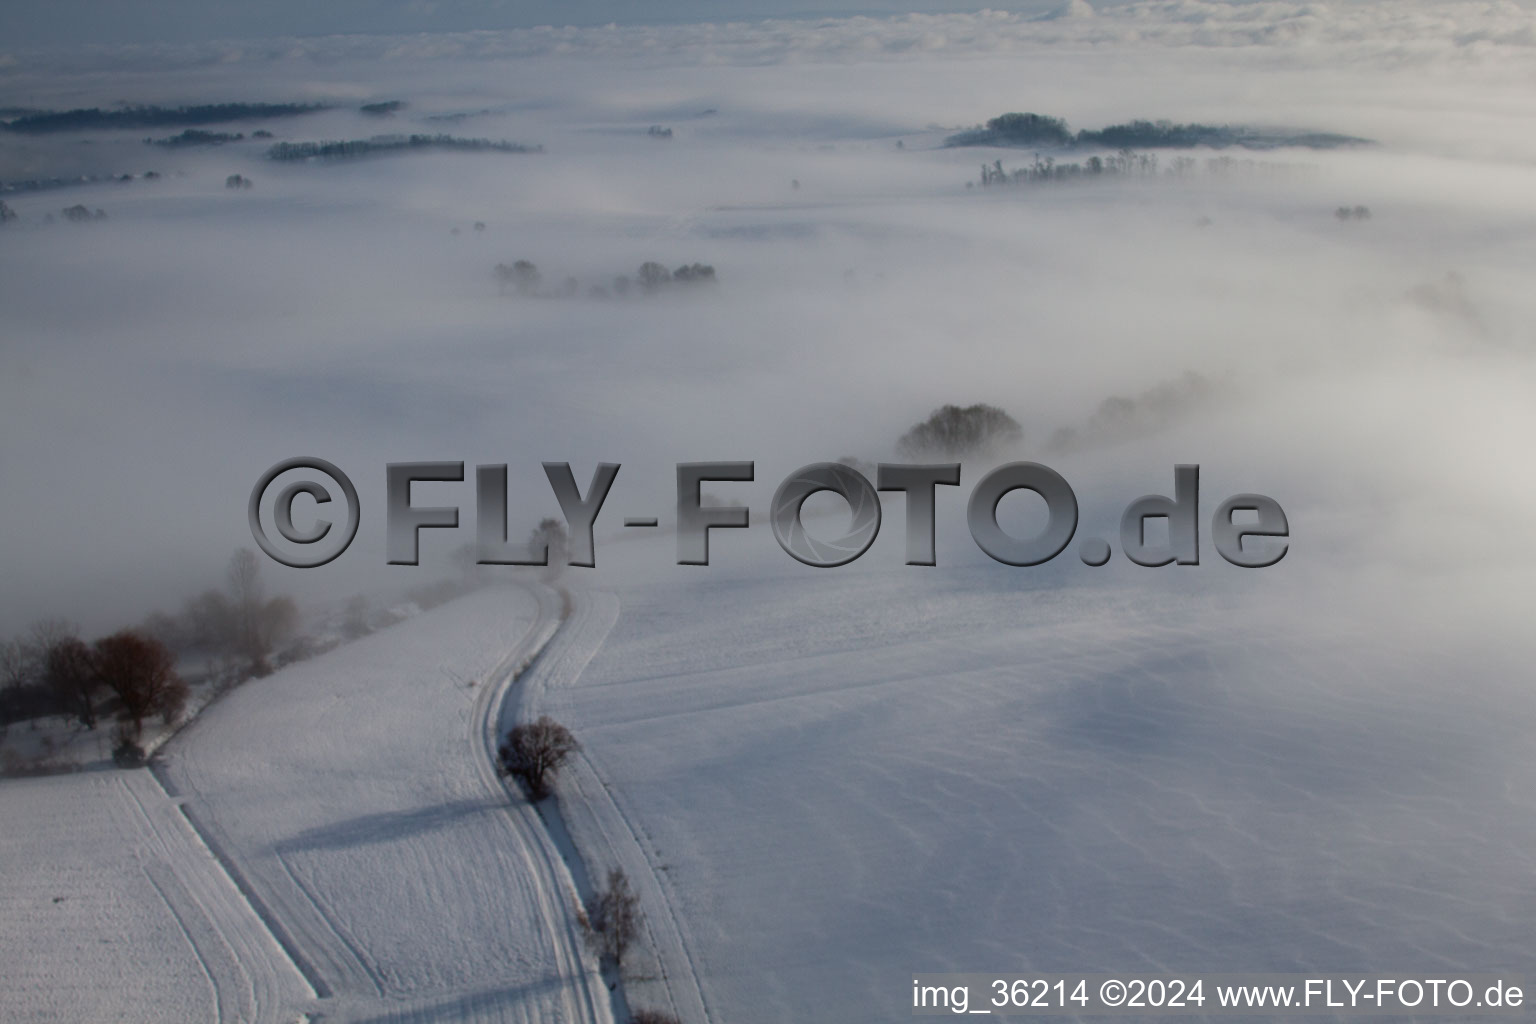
[
  {"x1": 584, "y1": 867, "x2": 642, "y2": 968},
  {"x1": 1, "y1": 632, "x2": 61, "y2": 727},
  {"x1": 94, "y1": 630, "x2": 187, "y2": 740},
  {"x1": 637, "y1": 261, "x2": 671, "y2": 291},
  {"x1": 530, "y1": 517, "x2": 569, "y2": 582},
  {"x1": 45, "y1": 637, "x2": 101, "y2": 729},
  {"x1": 896, "y1": 403, "x2": 1022, "y2": 460},
  {"x1": 671, "y1": 263, "x2": 715, "y2": 284},
  {"x1": 498, "y1": 715, "x2": 580, "y2": 800},
  {"x1": 28, "y1": 619, "x2": 92, "y2": 726},
  {"x1": 183, "y1": 588, "x2": 236, "y2": 651},
  {"x1": 228, "y1": 547, "x2": 265, "y2": 659},
  {"x1": 28, "y1": 617, "x2": 77, "y2": 659},
  {"x1": 225, "y1": 548, "x2": 296, "y2": 672},
  {"x1": 0, "y1": 637, "x2": 30, "y2": 692},
  {"x1": 495, "y1": 259, "x2": 541, "y2": 295}
]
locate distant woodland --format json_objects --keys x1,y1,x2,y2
[
  {"x1": 147, "y1": 129, "x2": 246, "y2": 147},
  {"x1": 3, "y1": 103, "x2": 326, "y2": 133},
  {"x1": 947, "y1": 112, "x2": 1368, "y2": 151},
  {"x1": 267, "y1": 135, "x2": 542, "y2": 161}
]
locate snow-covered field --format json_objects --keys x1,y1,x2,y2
[
  {"x1": 548, "y1": 563, "x2": 1536, "y2": 1022},
  {"x1": 5, "y1": 1, "x2": 1536, "y2": 1021},
  {"x1": 7, "y1": 560, "x2": 1533, "y2": 1022},
  {"x1": 155, "y1": 582, "x2": 614, "y2": 1022},
  {"x1": 0, "y1": 583, "x2": 605, "y2": 1023},
  {"x1": 0, "y1": 767, "x2": 310, "y2": 1023}
]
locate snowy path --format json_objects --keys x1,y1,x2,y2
[
  {"x1": 155, "y1": 582, "x2": 613, "y2": 1024},
  {"x1": 523, "y1": 589, "x2": 714, "y2": 1024}
]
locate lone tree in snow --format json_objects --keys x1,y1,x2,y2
[
  {"x1": 498, "y1": 715, "x2": 580, "y2": 800},
  {"x1": 583, "y1": 867, "x2": 642, "y2": 968},
  {"x1": 529, "y1": 516, "x2": 568, "y2": 582},
  {"x1": 93, "y1": 629, "x2": 187, "y2": 741},
  {"x1": 897, "y1": 403, "x2": 1022, "y2": 460}
]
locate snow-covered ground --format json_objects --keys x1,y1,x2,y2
[
  {"x1": 154, "y1": 582, "x2": 615, "y2": 1023},
  {"x1": 6, "y1": 2, "x2": 1536, "y2": 1021},
  {"x1": 8, "y1": 559, "x2": 1533, "y2": 1023},
  {"x1": 0, "y1": 583, "x2": 610, "y2": 1024},
  {"x1": 0, "y1": 768, "x2": 310, "y2": 1023},
  {"x1": 542, "y1": 558, "x2": 1536, "y2": 1023}
]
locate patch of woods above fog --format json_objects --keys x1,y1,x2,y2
[
  {"x1": 860, "y1": 372, "x2": 1220, "y2": 470},
  {"x1": 1, "y1": 172, "x2": 165, "y2": 198},
  {"x1": 1, "y1": 103, "x2": 326, "y2": 134},
  {"x1": 266, "y1": 134, "x2": 541, "y2": 162},
  {"x1": 494, "y1": 259, "x2": 717, "y2": 300},
  {"x1": 1043, "y1": 370, "x2": 1217, "y2": 455},
  {"x1": 966, "y1": 149, "x2": 1378, "y2": 220},
  {"x1": 947, "y1": 111, "x2": 1369, "y2": 151},
  {"x1": 147, "y1": 129, "x2": 253, "y2": 148},
  {"x1": 972, "y1": 149, "x2": 1308, "y2": 187},
  {"x1": 895, "y1": 403, "x2": 1023, "y2": 460}
]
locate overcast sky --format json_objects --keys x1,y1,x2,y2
[{"x1": 5, "y1": 0, "x2": 1105, "y2": 48}]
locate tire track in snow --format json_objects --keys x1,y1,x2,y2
[
  {"x1": 470, "y1": 582, "x2": 614, "y2": 1024},
  {"x1": 115, "y1": 768, "x2": 315, "y2": 1023},
  {"x1": 172, "y1": 799, "x2": 334, "y2": 1002},
  {"x1": 516, "y1": 589, "x2": 715, "y2": 1024},
  {"x1": 157, "y1": 581, "x2": 601, "y2": 1024},
  {"x1": 109, "y1": 778, "x2": 228, "y2": 1021},
  {"x1": 165, "y1": 741, "x2": 378, "y2": 1000}
]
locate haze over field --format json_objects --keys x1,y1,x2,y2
[
  {"x1": 3, "y1": 1, "x2": 1535, "y2": 629},
  {"x1": 2, "y1": 2, "x2": 1536, "y2": 1021}
]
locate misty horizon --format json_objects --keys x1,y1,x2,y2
[
  {"x1": 5, "y1": 0, "x2": 1135, "y2": 49},
  {"x1": 3, "y1": 3, "x2": 1535, "y2": 1022}
]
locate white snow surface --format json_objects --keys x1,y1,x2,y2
[
  {"x1": 542, "y1": 564, "x2": 1536, "y2": 1023},
  {"x1": 5, "y1": 4, "x2": 1536, "y2": 1019},
  {"x1": 6, "y1": 564, "x2": 1536, "y2": 1024},
  {"x1": 155, "y1": 581, "x2": 613, "y2": 1023},
  {"x1": 0, "y1": 768, "x2": 311, "y2": 1023},
  {"x1": 0, "y1": 582, "x2": 618, "y2": 1024}
]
